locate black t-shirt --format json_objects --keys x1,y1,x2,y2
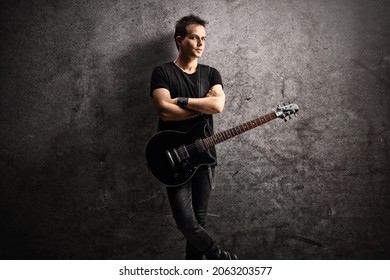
[{"x1": 150, "y1": 62, "x2": 223, "y2": 161}]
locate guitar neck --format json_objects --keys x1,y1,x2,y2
[{"x1": 202, "y1": 112, "x2": 277, "y2": 149}]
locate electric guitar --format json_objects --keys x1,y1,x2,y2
[{"x1": 145, "y1": 103, "x2": 299, "y2": 186}]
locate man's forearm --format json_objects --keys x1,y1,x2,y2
[
  {"x1": 186, "y1": 96, "x2": 224, "y2": 114},
  {"x1": 174, "y1": 95, "x2": 225, "y2": 115},
  {"x1": 158, "y1": 100, "x2": 199, "y2": 121}
]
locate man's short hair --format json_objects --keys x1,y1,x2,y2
[{"x1": 174, "y1": 14, "x2": 208, "y2": 50}]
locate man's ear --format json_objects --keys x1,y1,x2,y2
[{"x1": 175, "y1": 36, "x2": 182, "y2": 46}]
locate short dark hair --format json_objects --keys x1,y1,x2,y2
[{"x1": 174, "y1": 14, "x2": 208, "y2": 50}]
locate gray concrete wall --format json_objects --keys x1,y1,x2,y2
[{"x1": 1, "y1": 0, "x2": 389, "y2": 259}]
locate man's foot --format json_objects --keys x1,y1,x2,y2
[
  {"x1": 205, "y1": 244, "x2": 238, "y2": 260},
  {"x1": 217, "y1": 248, "x2": 238, "y2": 260}
]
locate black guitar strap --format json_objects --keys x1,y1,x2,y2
[
  {"x1": 197, "y1": 64, "x2": 214, "y2": 136},
  {"x1": 198, "y1": 64, "x2": 217, "y2": 178},
  {"x1": 198, "y1": 64, "x2": 211, "y2": 98},
  {"x1": 197, "y1": 64, "x2": 213, "y2": 131}
]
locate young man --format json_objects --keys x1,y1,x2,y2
[{"x1": 150, "y1": 15, "x2": 237, "y2": 260}]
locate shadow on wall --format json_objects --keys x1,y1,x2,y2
[
  {"x1": 106, "y1": 32, "x2": 180, "y2": 259},
  {"x1": 0, "y1": 33, "x2": 177, "y2": 259}
]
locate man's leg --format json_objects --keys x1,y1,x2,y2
[
  {"x1": 166, "y1": 167, "x2": 214, "y2": 257},
  {"x1": 185, "y1": 166, "x2": 213, "y2": 259},
  {"x1": 166, "y1": 166, "x2": 237, "y2": 259}
]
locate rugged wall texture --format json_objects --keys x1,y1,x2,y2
[{"x1": 1, "y1": 0, "x2": 389, "y2": 259}]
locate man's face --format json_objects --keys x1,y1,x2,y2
[{"x1": 179, "y1": 24, "x2": 206, "y2": 58}]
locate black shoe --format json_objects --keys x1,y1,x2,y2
[
  {"x1": 218, "y1": 249, "x2": 238, "y2": 260},
  {"x1": 205, "y1": 244, "x2": 237, "y2": 260}
]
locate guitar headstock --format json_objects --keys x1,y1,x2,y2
[{"x1": 275, "y1": 103, "x2": 299, "y2": 121}]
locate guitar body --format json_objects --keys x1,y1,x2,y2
[{"x1": 145, "y1": 122, "x2": 216, "y2": 187}]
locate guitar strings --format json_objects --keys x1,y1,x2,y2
[{"x1": 181, "y1": 112, "x2": 280, "y2": 155}]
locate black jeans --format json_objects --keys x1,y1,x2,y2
[{"x1": 166, "y1": 165, "x2": 215, "y2": 259}]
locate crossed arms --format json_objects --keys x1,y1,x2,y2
[{"x1": 152, "y1": 84, "x2": 225, "y2": 121}]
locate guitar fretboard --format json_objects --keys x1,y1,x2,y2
[{"x1": 202, "y1": 112, "x2": 277, "y2": 149}]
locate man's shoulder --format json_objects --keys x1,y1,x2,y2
[
  {"x1": 154, "y1": 62, "x2": 175, "y2": 71},
  {"x1": 198, "y1": 63, "x2": 219, "y2": 73},
  {"x1": 198, "y1": 64, "x2": 221, "y2": 79},
  {"x1": 198, "y1": 63, "x2": 211, "y2": 69}
]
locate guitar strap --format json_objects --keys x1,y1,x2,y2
[
  {"x1": 198, "y1": 65, "x2": 217, "y2": 182},
  {"x1": 198, "y1": 64, "x2": 211, "y2": 98},
  {"x1": 198, "y1": 64, "x2": 213, "y2": 130}
]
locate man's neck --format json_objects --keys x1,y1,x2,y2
[{"x1": 173, "y1": 56, "x2": 198, "y2": 74}]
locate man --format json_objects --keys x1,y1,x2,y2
[{"x1": 150, "y1": 15, "x2": 237, "y2": 260}]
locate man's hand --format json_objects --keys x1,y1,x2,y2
[
  {"x1": 186, "y1": 84, "x2": 225, "y2": 114},
  {"x1": 206, "y1": 87, "x2": 223, "y2": 97}
]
